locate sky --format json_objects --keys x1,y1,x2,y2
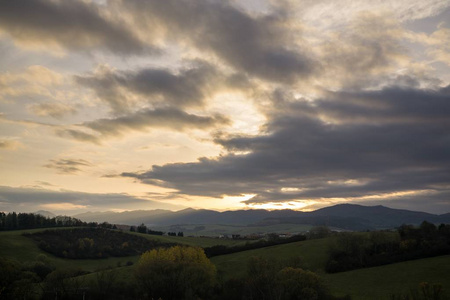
[{"x1": 0, "y1": 0, "x2": 449, "y2": 215}]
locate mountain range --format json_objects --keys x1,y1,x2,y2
[{"x1": 72, "y1": 204, "x2": 450, "y2": 231}]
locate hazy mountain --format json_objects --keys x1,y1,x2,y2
[
  {"x1": 311, "y1": 204, "x2": 440, "y2": 228},
  {"x1": 258, "y1": 204, "x2": 450, "y2": 230},
  {"x1": 73, "y1": 209, "x2": 173, "y2": 225},
  {"x1": 34, "y1": 210, "x2": 56, "y2": 218},
  {"x1": 73, "y1": 204, "x2": 450, "y2": 231}
]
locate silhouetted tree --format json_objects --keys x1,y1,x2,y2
[{"x1": 137, "y1": 223, "x2": 147, "y2": 234}]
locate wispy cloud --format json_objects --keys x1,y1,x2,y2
[
  {"x1": 0, "y1": 139, "x2": 23, "y2": 150},
  {"x1": 44, "y1": 158, "x2": 92, "y2": 174},
  {"x1": 29, "y1": 102, "x2": 77, "y2": 119}
]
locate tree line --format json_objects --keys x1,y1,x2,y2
[
  {"x1": 24, "y1": 228, "x2": 176, "y2": 259},
  {"x1": 0, "y1": 212, "x2": 88, "y2": 231},
  {"x1": 204, "y1": 234, "x2": 307, "y2": 257},
  {"x1": 130, "y1": 223, "x2": 184, "y2": 237},
  {"x1": 326, "y1": 221, "x2": 450, "y2": 273}
]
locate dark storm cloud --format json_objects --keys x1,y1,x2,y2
[
  {"x1": 0, "y1": 0, "x2": 151, "y2": 55},
  {"x1": 44, "y1": 158, "x2": 92, "y2": 174},
  {"x1": 117, "y1": 0, "x2": 315, "y2": 83},
  {"x1": 83, "y1": 107, "x2": 230, "y2": 137},
  {"x1": 75, "y1": 62, "x2": 233, "y2": 114},
  {"x1": 315, "y1": 86, "x2": 450, "y2": 124},
  {"x1": 123, "y1": 84, "x2": 450, "y2": 211}
]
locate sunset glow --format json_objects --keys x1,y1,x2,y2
[{"x1": 0, "y1": 0, "x2": 449, "y2": 215}]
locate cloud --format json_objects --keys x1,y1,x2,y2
[
  {"x1": 57, "y1": 107, "x2": 229, "y2": 144},
  {"x1": 353, "y1": 192, "x2": 450, "y2": 215},
  {"x1": 84, "y1": 107, "x2": 230, "y2": 137},
  {"x1": 0, "y1": 139, "x2": 22, "y2": 150},
  {"x1": 0, "y1": 185, "x2": 179, "y2": 214},
  {"x1": 312, "y1": 85, "x2": 450, "y2": 124},
  {"x1": 297, "y1": 0, "x2": 450, "y2": 29},
  {"x1": 0, "y1": 65, "x2": 63, "y2": 86},
  {"x1": 317, "y1": 11, "x2": 408, "y2": 88},
  {"x1": 56, "y1": 129, "x2": 101, "y2": 145},
  {"x1": 117, "y1": 0, "x2": 315, "y2": 83},
  {"x1": 44, "y1": 158, "x2": 92, "y2": 174},
  {"x1": 122, "y1": 84, "x2": 450, "y2": 213},
  {"x1": 0, "y1": 0, "x2": 152, "y2": 55},
  {"x1": 1, "y1": 0, "x2": 449, "y2": 215},
  {"x1": 423, "y1": 25, "x2": 450, "y2": 67},
  {"x1": 29, "y1": 102, "x2": 77, "y2": 119},
  {"x1": 75, "y1": 62, "x2": 249, "y2": 115},
  {"x1": 0, "y1": 65, "x2": 66, "y2": 101}
]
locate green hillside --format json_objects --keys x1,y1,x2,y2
[
  {"x1": 0, "y1": 228, "x2": 139, "y2": 271},
  {"x1": 129, "y1": 230, "x2": 252, "y2": 247},
  {"x1": 2, "y1": 227, "x2": 449, "y2": 300},
  {"x1": 0, "y1": 228, "x2": 246, "y2": 272},
  {"x1": 211, "y1": 237, "x2": 334, "y2": 279},
  {"x1": 323, "y1": 255, "x2": 450, "y2": 299},
  {"x1": 210, "y1": 237, "x2": 450, "y2": 299}
]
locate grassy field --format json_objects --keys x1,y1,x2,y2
[
  {"x1": 323, "y1": 255, "x2": 450, "y2": 300},
  {"x1": 211, "y1": 237, "x2": 335, "y2": 279},
  {"x1": 129, "y1": 230, "x2": 253, "y2": 247},
  {"x1": 153, "y1": 223, "x2": 313, "y2": 237}
]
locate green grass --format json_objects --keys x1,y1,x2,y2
[
  {"x1": 80, "y1": 264, "x2": 136, "y2": 285},
  {"x1": 211, "y1": 237, "x2": 334, "y2": 280},
  {"x1": 129, "y1": 231, "x2": 252, "y2": 247},
  {"x1": 0, "y1": 228, "x2": 45, "y2": 262},
  {"x1": 322, "y1": 255, "x2": 450, "y2": 300}
]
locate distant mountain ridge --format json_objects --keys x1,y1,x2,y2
[{"x1": 72, "y1": 204, "x2": 450, "y2": 231}]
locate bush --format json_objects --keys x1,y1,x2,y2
[{"x1": 135, "y1": 246, "x2": 216, "y2": 300}]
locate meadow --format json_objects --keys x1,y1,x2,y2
[{"x1": 1, "y1": 227, "x2": 449, "y2": 299}]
